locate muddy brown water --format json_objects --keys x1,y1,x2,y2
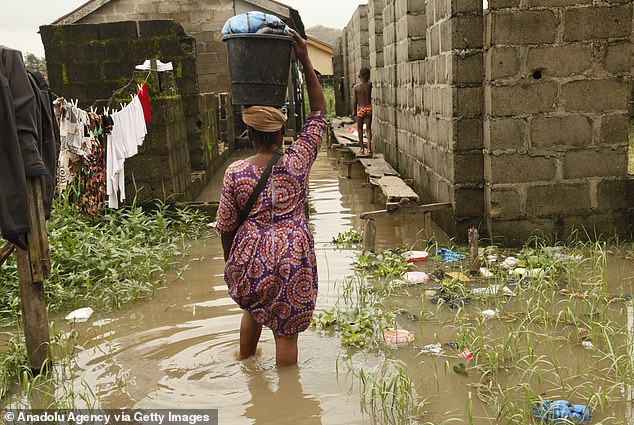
[{"x1": 6, "y1": 147, "x2": 634, "y2": 424}]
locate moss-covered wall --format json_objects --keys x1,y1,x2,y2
[{"x1": 39, "y1": 20, "x2": 215, "y2": 174}]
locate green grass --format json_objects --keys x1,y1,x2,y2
[
  {"x1": 303, "y1": 82, "x2": 336, "y2": 118},
  {"x1": 316, "y1": 235, "x2": 634, "y2": 424},
  {"x1": 0, "y1": 196, "x2": 208, "y2": 326}
]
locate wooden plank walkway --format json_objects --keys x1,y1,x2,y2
[
  {"x1": 359, "y1": 154, "x2": 399, "y2": 179},
  {"x1": 377, "y1": 175, "x2": 419, "y2": 204}
]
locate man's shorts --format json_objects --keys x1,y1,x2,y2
[{"x1": 357, "y1": 104, "x2": 372, "y2": 118}]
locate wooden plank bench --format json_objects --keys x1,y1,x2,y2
[
  {"x1": 331, "y1": 126, "x2": 371, "y2": 178},
  {"x1": 360, "y1": 201, "x2": 453, "y2": 252}
]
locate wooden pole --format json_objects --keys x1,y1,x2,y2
[
  {"x1": 16, "y1": 177, "x2": 52, "y2": 371},
  {"x1": 0, "y1": 242, "x2": 15, "y2": 267},
  {"x1": 468, "y1": 227, "x2": 479, "y2": 276},
  {"x1": 363, "y1": 219, "x2": 376, "y2": 253}
]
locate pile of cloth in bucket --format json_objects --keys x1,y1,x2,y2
[{"x1": 222, "y1": 11, "x2": 289, "y2": 36}]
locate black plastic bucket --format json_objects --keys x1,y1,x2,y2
[{"x1": 223, "y1": 33, "x2": 293, "y2": 106}]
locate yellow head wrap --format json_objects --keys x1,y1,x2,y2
[{"x1": 242, "y1": 106, "x2": 287, "y2": 132}]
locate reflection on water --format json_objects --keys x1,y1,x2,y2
[
  {"x1": 25, "y1": 147, "x2": 419, "y2": 423},
  {"x1": 243, "y1": 365, "x2": 323, "y2": 425},
  {"x1": 6, "y1": 146, "x2": 633, "y2": 424}
]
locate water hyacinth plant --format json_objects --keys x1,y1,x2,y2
[{"x1": 315, "y1": 234, "x2": 634, "y2": 424}]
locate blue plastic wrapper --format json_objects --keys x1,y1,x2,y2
[
  {"x1": 222, "y1": 11, "x2": 289, "y2": 37},
  {"x1": 532, "y1": 399, "x2": 591, "y2": 423},
  {"x1": 436, "y1": 248, "x2": 466, "y2": 263}
]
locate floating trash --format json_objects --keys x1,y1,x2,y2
[
  {"x1": 473, "y1": 284, "x2": 501, "y2": 296},
  {"x1": 402, "y1": 271, "x2": 431, "y2": 283},
  {"x1": 459, "y1": 348, "x2": 473, "y2": 360},
  {"x1": 501, "y1": 256, "x2": 519, "y2": 269},
  {"x1": 582, "y1": 340, "x2": 594, "y2": 350},
  {"x1": 406, "y1": 250, "x2": 429, "y2": 263},
  {"x1": 481, "y1": 309, "x2": 498, "y2": 318},
  {"x1": 532, "y1": 399, "x2": 591, "y2": 423},
  {"x1": 436, "y1": 248, "x2": 466, "y2": 263},
  {"x1": 420, "y1": 343, "x2": 443, "y2": 355},
  {"x1": 383, "y1": 328, "x2": 415, "y2": 345},
  {"x1": 511, "y1": 267, "x2": 545, "y2": 278},
  {"x1": 479, "y1": 267, "x2": 494, "y2": 277},
  {"x1": 446, "y1": 271, "x2": 472, "y2": 282},
  {"x1": 65, "y1": 307, "x2": 94, "y2": 323}
]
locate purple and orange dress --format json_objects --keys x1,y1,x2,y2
[{"x1": 216, "y1": 112, "x2": 327, "y2": 336}]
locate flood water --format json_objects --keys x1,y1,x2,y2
[
  {"x1": 26, "y1": 147, "x2": 442, "y2": 424},
  {"x1": 6, "y1": 146, "x2": 634, "y2": 424}
]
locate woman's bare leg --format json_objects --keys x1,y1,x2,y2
[
  {"x1": 240, "y1": 310, "x2": 262, "y2": 359},
  {"x1": 273, "y1": 332, "x2": 298, "y2": 367}
]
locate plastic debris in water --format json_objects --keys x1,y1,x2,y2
[
  {"x1": 532, "y1": 399, "x2": 591, "y2": 423},
  {"x1": 501, "y1": 256, "x2": 519, "y2": 269},
  {"x1": 383, "y1": 328, "x2": 415, "y2": 346},
  {"x1": 446, "y1": 271, "x2": 472, "y2": 282},
  {"x1": 420, "y1": 343, "x2": 443, "y2": 355},
  {"x1": 582, "y1": 340, "x2": 594, "y2": 350},
  {"x1": 481, "y1": 309, "x2": 498, "y2": 318},
  {"x1": 65, "y1": 307, "x2": 94, "y2": 323},
  {"x1": 473, "y1": 284, "x2": 502, "y2": 296},
  {"x1": 406, "y1": 250, "x2": 429, "y2": 263},
  {"x1": 459, "y1": 348, "x2": 473, "y2": 360},
  {"x1": 479, "y1": 267, "x2": 494, "y2": 277},
  {"x1": 436, "y1": 248, "x2": 466, "y2": 263},
  {"x1": 511, "y1": 267, "x2": 545, "y2": 278},
  {"x1": 402, "y1": 271, "x2": 431, "y2": 283},
  {"x1": 424, "y1": 289, "x2": 437, "y2": 297}
]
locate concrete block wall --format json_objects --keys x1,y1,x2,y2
[
  {"x1": 68, "y1": 0, "x2": 234, "y2": 94},
  {"x1": 40, "y1": 20, "x2": 215, "y2": 178},
  {"x1": 484, "y1": 1, "x2": 634, "y2": 243},
  {"x1": 371, "y1": 0, "x2": 484, "y2": 237},
  {"x1": 333, "y1": 36, "x2": 347, "y2": 116},
  {"x1": 333, "y1": 6, "x2": 370, "y2": 117},
  {"x1": 125, "y1": 94, "x2": 192, "y2": 203}
]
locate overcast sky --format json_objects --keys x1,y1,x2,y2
[{"x1": 0, "y1": 0, "x2": 364, "y2": 57}]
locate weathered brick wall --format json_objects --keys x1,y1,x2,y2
[
  {"x1": 484, "y1": 1, "x2": 633, "y2": 243},
  {"x1": 333, "y1": 36, "x2": 346, "y2": 117},
  {"x1": 40, "y1": 20, "x2": 214, "y2": 176},
  {"x1": 372, "y1": 0, "x2": 484, "y2": 237},
  {"x1": 333, "y1": 7, "x2": 370, "y2": 117},
  {"x1": 63, "y1": 0, "x2": 234, "y2": 94},
  {"x1": 41, "y1": 21, "x2": 233, "y2": 203},
  {"x1": 335, "y1": 0, "x2": 633, "y2": 243},
  {"x1": 124, "y1": 93, "x2": 192, "y2": 203}
]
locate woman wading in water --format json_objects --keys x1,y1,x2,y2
[{"x1": 216, "y1": 29, "x2": 327, "y2": 366}]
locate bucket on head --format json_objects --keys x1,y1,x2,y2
[{"x1": 223, "y1": 33, "x2": 293, "y2": 106}]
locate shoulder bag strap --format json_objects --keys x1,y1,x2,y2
[{"x1": 236, "y1": 149, "x2": 283, "y2": 226}]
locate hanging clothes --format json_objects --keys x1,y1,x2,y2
[
  {"x1": 106, "y1": 94, "x2": 147, "y2": 208},
  {"x1": 55, "y1": 98, "x2": 93, "y2": 192},
  {"x1": 76, "y1": 114, "x2": 107, "y2": 216},
  {"x1": 137, "y1": 83, "x2": 152, "y2": 122},
  {"x1": 0, "y1": 46, "x2": 52, "y2": 243}
]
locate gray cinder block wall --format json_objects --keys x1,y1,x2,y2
[
  {"x1": 484, "y1": 0, "x2": 633, "y2": 243},
  {"x1": 40, "y1": 20, "x2": 233, "y2": 203},
  {"x1": 335, "y1": 1, "x2": 633, "y2": 244}
]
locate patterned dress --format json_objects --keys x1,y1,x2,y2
[{"x1": 216, "y1": 112, "x2": 326, "y2": 336}]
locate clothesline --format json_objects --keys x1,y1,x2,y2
[{"x1": 53, "y1": 83, "x2": 152, "y2": 213}]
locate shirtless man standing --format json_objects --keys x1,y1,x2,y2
[{"x1": 353, "y1": 67, "x2": 373, "y2": 155}]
